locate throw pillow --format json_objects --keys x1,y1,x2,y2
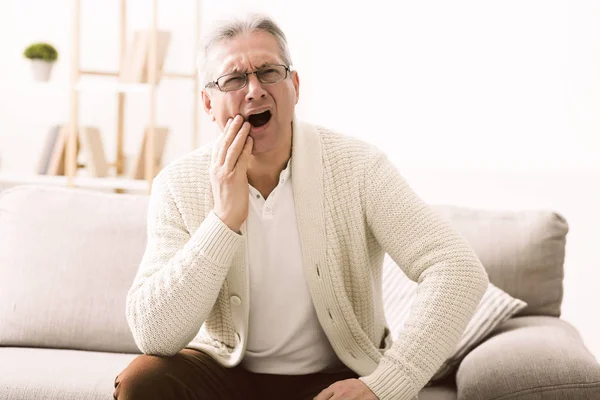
[{"x1": 381, "y1": 254, "x2": 527, "y2": 382}]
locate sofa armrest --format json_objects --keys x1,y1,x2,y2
[{"x1": 455, "y1": 316, "x2": 600, "y2": 400}]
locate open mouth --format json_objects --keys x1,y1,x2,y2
[{"x1": 247, "y1": 110, "x2": 272, "y2": 128}]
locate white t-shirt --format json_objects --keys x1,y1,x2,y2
[{"x1": 241, "y1": 159, "x2": 343, "y2": 375}]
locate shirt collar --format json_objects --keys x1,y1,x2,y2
[{"x1": 278, "y1": 157, "x2": 292, "y2": 184}]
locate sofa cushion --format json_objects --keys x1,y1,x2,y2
[
  {"x1": 0, "y1": 347, "x2": 137, "y2": 400},
  {"x1": 0, "y1": 347, "x2": 458, "y2": 400},
  {"x1": 456, "y1": 316, "x2": 600, "y2": 400},
  {"x1": 429, "y1": 205, "x2": 568, "y2": 317},
  {"x1": 418, "y1": 385, "x2": 456, "y2": 400},
  {"x1": 0, "y1": 185, "x2": 147, "y2": 353},
  {"x1": 417, "y1": 384, "x2": 456, "y2": 400},
  {"x1": 382, "y1": 254, "x2": 527, "y2": 381}
]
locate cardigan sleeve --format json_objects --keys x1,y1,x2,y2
[
  {"x1": 126, "y1": 171, "x2": 243, "y2": 356},
  {"x1": 359, "y1": 151, "x2": 489, "y2": 400}
]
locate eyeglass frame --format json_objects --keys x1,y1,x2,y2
[{"x1": 204, "y1": 64, "x2": 292, "y2": 92}]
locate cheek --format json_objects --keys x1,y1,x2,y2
[
  {"x1": 276, "y1": 87, "x2": 297, "y2": 114},
  {"x1": 214, "y1": 97, "x2": 240, "y2": 124},
  {"x1": 285, "y1": 83, "x2": 298, "y2": 104},
  {"x1": 224, "y1": 94, "x2": 245, "y2": 115}
]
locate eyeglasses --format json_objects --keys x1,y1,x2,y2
[{"x1": 205, "y1": 64, "x2": 291, "y2": 92}]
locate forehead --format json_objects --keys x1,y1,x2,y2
[{"x1": 209, "y1": 31, "x2": 284, "y2": 76}]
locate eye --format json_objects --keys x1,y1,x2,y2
[
  {"x1": 258, "y1": 66, "x2": 284, "y2": 82},
  {"x1": 219, "y1": 74, "x2": 245, "y2": 89}
]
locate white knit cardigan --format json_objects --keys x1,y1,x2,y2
[{"x1": 126, "y1": 119, "x2": 489, "y2": 400}]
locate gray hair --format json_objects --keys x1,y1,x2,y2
[{"x1": 198, "y1": 14, "x2": 293, "y2": 87}]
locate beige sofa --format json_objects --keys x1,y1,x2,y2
[{"x1": 0, "y1": 184, "x2": 599, "y2": 400}]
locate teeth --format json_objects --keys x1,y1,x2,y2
[{"x1": 249, "y1": 111, "x2": 267, "y2": 117}]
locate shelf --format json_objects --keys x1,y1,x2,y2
[
  {"x1": 80, "y1": 69, "x2": 196, "y2": 80},
  {"x1": 76, "y1": 80, "x2": 151, "y2": 93},
  {"x1": 75, "y1": 68, "x2": 197, "y2": 94},
  {"x1": 0, "y1": 173, "x2": 149, "y2": 192},
  {"x1": 0, "y1": 80, "x2": 68, "y2": 93},
  {"x1": 75, "y1": 75, "x2": 197, "y2": 93},
  {"x1": 54, "y1": 0, "x2": 202, "y2": 194}
]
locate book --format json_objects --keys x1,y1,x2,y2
[
  {"x1": 120, "y1": 30, "x2": 172, "y2": 84},
  {"x1": 80, "y1": 127, "x2": 109, "y2": 177},
  {"x1": 46, "y1": 127, "x2": 80, "y2": 176},
  {"x1": 37, "y1": 125, "x2": 61, "y2": 175},
  {"x1": 45, "y1": 126, "x2": 69, "y2": 176},
  {"x1": 120, "y1": 31, "x2": 148, "y2": 83},
  {"x1": 130, "y1": 126, "x2": 169, "y2": 180}
]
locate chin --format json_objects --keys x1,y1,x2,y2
[{"x1": 249, "y1": 140, "x2": 272, "y2": 155}]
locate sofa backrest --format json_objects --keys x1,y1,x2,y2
[
  {"x1": 429, "y1": 204, "x2": 568, "y2": 317},
  {"x1": 0, "y1": 185, "x2": 568, "y2": 354},
  {"x1": 0, "y1": 185, "x2": 147, "y2": 354}
]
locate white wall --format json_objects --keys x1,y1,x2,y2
[{"x1": 0, "y1": 1, "x2": 598, "y2": 360}]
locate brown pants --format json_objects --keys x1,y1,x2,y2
[{"x1": 113, "y1": 348, "x2": 359, "y2": 400}]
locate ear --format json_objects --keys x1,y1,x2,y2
[
  {"x1": 292, "y1": 70, "x2": 300, "y2": 104},
  {"x1": 201, "y1": 90, "x2": 216, "y2": 122}
]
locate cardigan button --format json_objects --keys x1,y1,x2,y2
[{"x1": 230, "y1": 296, "x2": 242, "y2": 306}]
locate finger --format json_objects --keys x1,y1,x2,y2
[
  {"x1": 223, "y1": 116, "x2": 233, "y2": 134},
  {"x1": 212, "y1": 117, "x2": 232, "y2": 164},
  {"x1": 216, "y1": 116, "x2": 235, "y2": 165},
  {"x1": 223, "y1": 121, "x2": 251, "y2": 171},
  {"x1": 217, "y1": 115, "x2": 244, "y2": 165},
  {"x1": 223, "y1": 121, "x2": 251, "y2": 172},
  {"x1": 235, "y1": 135, "x2": 253, "y2": 171},
  {"x1": 313, "y1": 388, "x2": 334, "y2": 400}
]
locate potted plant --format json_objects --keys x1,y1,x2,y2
[{"x1": 23, "y1": 42, "x2": 58, "y2": 82}]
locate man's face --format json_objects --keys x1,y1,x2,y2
[{"x1": 201, "y1": 31, "x2": 300, "y2": 154}]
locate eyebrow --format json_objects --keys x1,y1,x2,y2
[{"x1": 224, "y1": 62, "x2": 272, "y2": 75}]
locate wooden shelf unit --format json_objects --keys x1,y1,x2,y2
[{"x1": 66, "y1": 0, "x2": 201, "y2": 194}]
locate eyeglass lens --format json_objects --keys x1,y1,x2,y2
[{"x1": 217, "y1": 65, "x2": 287, "y2": 91}]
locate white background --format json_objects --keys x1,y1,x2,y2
[{"x1": 0, "y1": 1, "x2": 598, "y2": 361}]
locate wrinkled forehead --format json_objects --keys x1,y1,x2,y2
[{"x1": 207, "y1": 32, "x2": 284, "y2": 77}]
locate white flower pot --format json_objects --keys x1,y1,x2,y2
[{"x1": 30, "y1": 59, "x2": 55, "y2": 82}]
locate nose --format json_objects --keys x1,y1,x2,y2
[{"x1": 245, "y1": 73, "x2": 267, "y2": 102}]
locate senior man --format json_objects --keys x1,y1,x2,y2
[{"x1": 114, "y1": 14, "x2": 489, "y2": 400}]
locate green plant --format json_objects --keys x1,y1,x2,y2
[{"x1": 23, "y1": 42, "x2": 58, "y2": 62}]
